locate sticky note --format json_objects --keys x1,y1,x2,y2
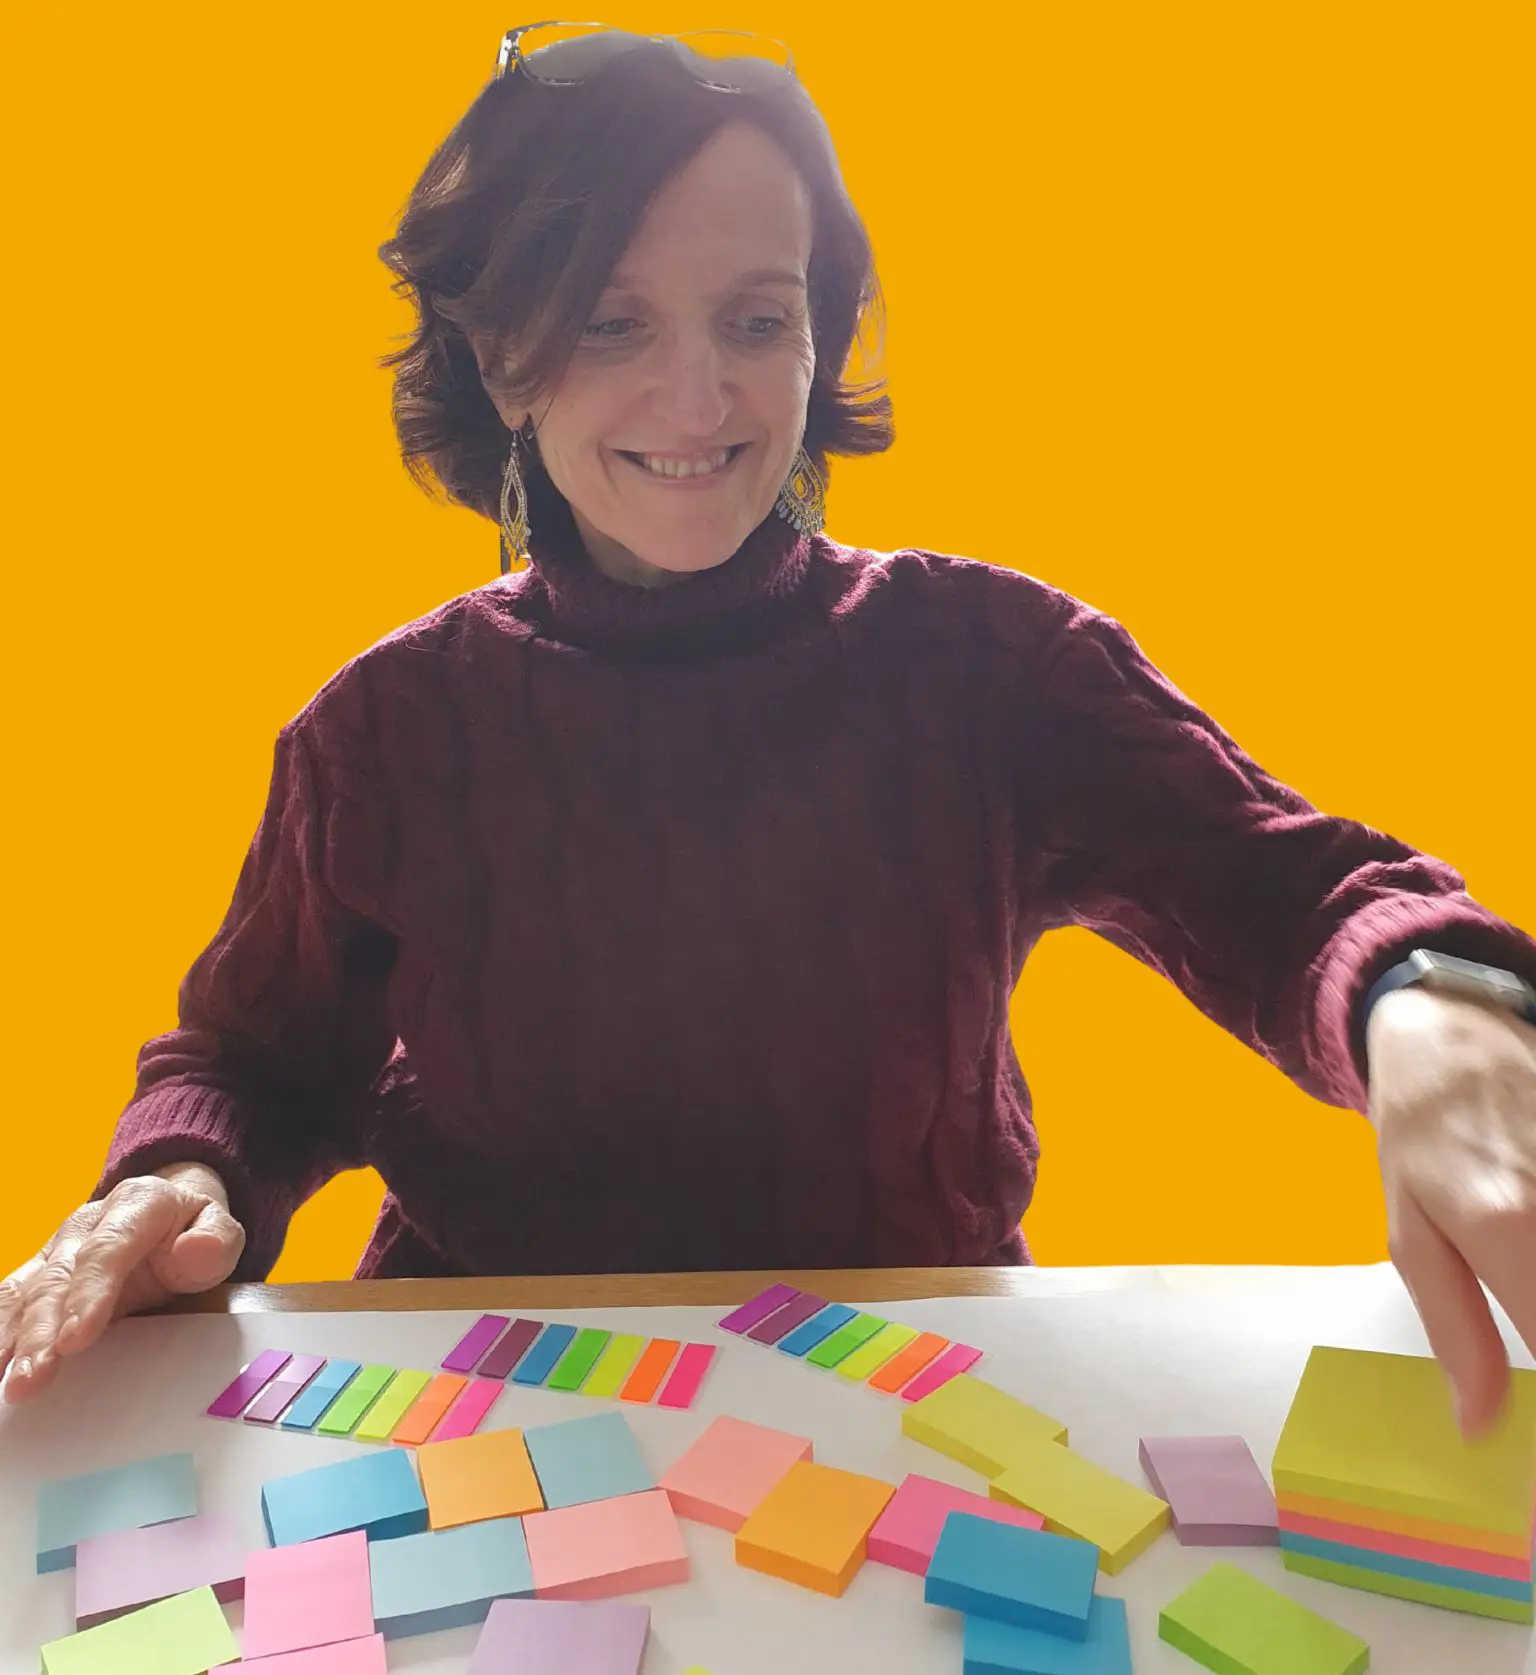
[
  {"x1": 735, "y1": 1459, "x2": 895, "y2": 1597},
  {"x1": 963, "y1": 1595, "x2": 1132, "y2": 1675},
  {"x1": 834, "y1": 1323, "x2": 919, "y2": 1381},
  {"x1": 867, "y1": 1474, "x2": 1043, "y2": 1576},
  {"x1": 469, "y1": 1597, "x2": 650, "y2": 1675},
  {"x1": 901, "y1": 1342, "x2": 983, "y2": 1402},
  {"x1": 478, "y1": 1318, "x2": 546, "y2": 1380},
  {"x1": 353, "y1": 1368, "x2": 433, "y2": 1443},
  {"x1": 391, "y1": 1371, "x2": 469, "y2": 1446},
  {"x1": 244, "y1": 1354, "x2": 328, "y2": 1424},
  {"x1": 314, "y1": 1364, "x2": 396, "y2": 1437},
  {"x1": 210, "y1": 1637, "x2": 388, "y2": 1673},
  {"x1": 903, "y1": 1375, "x2": 1068, "y2": 1477},
  {"x1": 805, "y1": 1312, "x2": 888, "y2": 1368},
  {"x1": 40, "y1": 1584, "x2": 238, "y2": 1675},
  {"x1": 718, "y1": 1282, "x2": 800, "y2": 1333},
  {"x1": 1279, "y1": 1506, "x2": 1529, "y2": 1579},
  {"x1": 1139, "y1": 1436, "x2": 1279, "y2": 1545},
  {"x1": 207, "y1": 1348, "x2": 291, "y2": 1417},
  {"x1": 515, "y1": 1324, "x2": 579, "y2": 1386},
  {"x1": 657, "y1": 1343, "x2": 716, "y2": 1409},
  {"x1": 991, "y1": 1439, "x2": 1170, "y2": 1573},
  {"x1": 261, "y1": 1447, "x2": 428, "y2": 1547},
  {"x1": 1280, "y1": 1544, "x2": 1531, "y2": 1622},
  {"x1": 1274, "y1": 1488, "x2": 1528, "y2": 1558},
  {"x1": 282, "y1": 1360, "x2": 362, "y2": 1431},
  {"x1": 369, "y1": 1515, "x2": 535, "y2": 1638},
  {"x1": 548, "y1": 1329, "x2": 612, "y2": 1392},
  {"x1": 660, "y1": 1415, "x2": 814, "y2": 1530},
  {"x1": 776, "y1": 1302, "x2": 859, "y2": 1357},
  {"x1": 927, "y1": 1513, "x2": 1097, "y2": 1638},
  {"x1": 868, "y1": 1331, "x2": 950, "y2": 1393},
  {"x1": 582, "y1": 1334, "x2": 647, "y2": 1399},
  {"x1": 38, "y1": 1452, "x2": 198, "y2": 1574},
  {"x1": 525, "y1": 1412, "x2": 654, "y2": 1509},
  {"x1": 1277, "y1": 1527, "x2": 1528, "y2": 1600},
  {"x1": 418, "y1": 1426, "x2": 545, "y2": 1530},
  {"x1": 524, "y1": 1488, "x2": 690, "y2": 1599},
  {"x1": 74, "y1": 1510, "x2": 245, "y2": 1629},
  {"x1": 243, "y1": 1529, "x2": 374, "y2": 1658},
  {"x1": 619, "y1": 1339, "x2": 679, "y2": 1403},
  {"x1": 430, "y1": 1376, "x2": 504, "y2": 1443},
  {"x1": 1159, "y1": 1561, "x2": 1371, "y2": 1675},
  {"x1": 1273, "y1": 1345, "x2": 1536, "y2": 1535},
  {"x1": 443, "y1": 1314, "x2": 511, "y2": 1373}
]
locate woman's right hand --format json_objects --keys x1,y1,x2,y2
[{"x1": 0, "y1": 1163, "x2": 245, "y2": 1404}]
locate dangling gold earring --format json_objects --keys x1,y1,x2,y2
[
  {"x1": 498, "y1": 421, "x2": 535, "y2": 572},
  {"x1": 774, "y1": 445, "x2": 826, "y2": 536}
]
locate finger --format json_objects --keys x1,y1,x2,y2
[
  {"x1": 2, "y1": 1243, "x2": 88, "y2": 1402},
  {"x1": 48, "y1": 1184, "x2": 191, "y2": 1354},
  {"x1": 0, "y1": 1255, "x2": 46, "y2": 1385},
  {"x1": 1434, "y1": 1207, "x2": 1536, "y2": 1432},
  {"x1": 1389, "y1": 1185, "x2": 1509, "y2": 1434},
  {"x1": 148, "y1": 1200, "x2": 246, "y2": 1298}
]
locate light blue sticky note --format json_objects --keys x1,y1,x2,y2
[
  {"x1": 777, "y1": 1303, "x2": 859, "y2": 1357},
  {"x1": 926, "y1": 1514, "x2": 1097, "y2": 1640},
  {"x1": 261, "y1": 1447, "x2": 428, "y2": 1547},
  {"x1": 523, "y1": 1412, "x2": 654, "y2": 1510},
  {"x1": 512, "y1": 1324, "x2": 579, "y2": 1387},
  {"x1": 964, "y1": 1596, "x2": 1132, "y2": 1674},
  {"x1": 36, "y1": 1452, "x2": 197, "y2": 1575},
  {"x1": 368, "y1": 1516, "x2": 535, "y2": 1638},
  {"x1": 280, "y1": 1359, "x2": 363, "y2": 1431}
]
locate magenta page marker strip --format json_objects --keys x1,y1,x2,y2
[
  {"x1": 442, "y1": 1314, "x2": 511, "y2": 1374},
  {"x1": 477, "y1": 1318, "x2": 545, "y2": 1380},
  {"x1": 430, "y1": 1377, "x2": 504, "y2": 1442},
  {"x1": 747, "y1": 1293, "x2": 827, "y2": 1345},
  {"x1": 718, "y1": 1283, "x2": 800, "y2": 1334},
  {"x1": 244, "y1": 1353, "x2": 328, "y2": 1424},
  {"x1": 657, "y1": 1344, "x2": 716, "y2": 1410},
  {"x1": 900, "y1": 1343, "x2": 982, "y2": 1402},
  {"x1": 207, "y1": 1349, "x2": 291, "y2": 1418}
]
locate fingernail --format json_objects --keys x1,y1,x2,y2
[{"x1": 13, "y1": 1357, "x2": 30, "y2": 1381}]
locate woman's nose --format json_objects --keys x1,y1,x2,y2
[{"x1": 647, "y1": 332, "x2": 733, "y2": 440}]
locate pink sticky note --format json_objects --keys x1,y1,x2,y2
[
  {"x1": 429, "y1": 1377, "x2": 504, "y2": 1443},
  {"x1": 656, "y1": 1344, "x2": 716, "y2": 1410},
  {"x1": 1138, "y1": 1436, "x2": 1278, "y2": 1545},
  {"x1": 523, "y1": 1490, "x2": 689, "y2": 1600},
  {"x1": 244, "y1": 1354, "x2": 328, "y2": 1425},
  {"x1": 243, "y1": 1529, "x2": 375, "y2": 1658},
  {"x1": 867, "y1": 1474, "x2": 1045, "y2": 1575},
  {"x1": 899, "y1": 1343, "x2": 982, "y2": 1402},
  {"x1": 213, "y1": 1635, "x2": 387, "y2": 1674},
  {"x1": 74, "y1": 1511, "x2": 246, "y2": 1629},
  {"x1": 207, "y1": 1349, "x2": 291, "y2": 1418},
  {"x1": 659, "y1": 1416, "x2": 813, "y2": 1531}
]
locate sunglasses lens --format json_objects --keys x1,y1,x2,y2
[
  {"x1": 517, "y1": 24, "x2": 645, "y2": 82},
  {"x1": 670, "y1": 31, "x2": 792, "y2": 90}
]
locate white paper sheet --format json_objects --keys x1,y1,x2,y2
[{"x1": 2, "y1": 1263, "x2": 1533, "y2": 1674}]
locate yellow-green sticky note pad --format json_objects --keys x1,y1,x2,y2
[
  {"x1": 581, "y1": 1334, "x2": 646, "y2": 1399},
  {"x1": 834, "y1": 1324, "x2": 918, "y2": 1382},
  {"x1": 354, "y1": 1369, "x2": 433, "y2": 1443},
  {"x1": 902, "y1": 1373, "x2": 1068, "y2": 1477},
  {"x1": 1273, "y1": 1345, "x2": 1536, "y2": 1535},
  {"x1": 990, "y1": 1438, "x2": 1169, "y2": 1573},
  {"x1": 1159, "y1": 1561, "x2": 1369, "y2": 1675},
  {"x1": 41, "y1": 1584, "x2": 238, "y2": 1675}
]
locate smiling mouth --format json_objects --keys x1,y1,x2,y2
[{"x1": 616, "y1": 443, "x2": 749, "y2": 481}]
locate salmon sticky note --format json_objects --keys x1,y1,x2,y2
[
  {"x1": 243, "y1": 1529, "x2": 374, "y2": 1659},
  {"x1": 524, "y1": 1490, "x2": 690, "y2": 1600},
  {"x1": 660, "y1": 1415, "x2": 813, "y2": 1531}
]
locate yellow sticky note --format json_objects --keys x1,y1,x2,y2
[
  {"x1": 902, "y1": 1374, "x2": 1068, "y2": 1477},
  {"x1": 991, "y1": 1439, "x2": 1170, "y2": 1574},
  {"x1": 1273, "y1": 1346, "x2": 1536, "y2": 1536},
  {"x1": 354, "y1": 1369, "x2": 433, "y2": 1443},
  {"x1": 41, "y1": 1585, "x2": 238, "y2": 1675}
]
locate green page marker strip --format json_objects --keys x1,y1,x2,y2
[
  {"x1": 582, "y1": 1334, "x2": 647, "y2": 1398},
  {"x1": 806, "y1": 1313, "x2": 888, "y2": 1369},
  {"x1": 316, "y1": 1364, "x2": 397, "y2": 1436},
  {"x1": 355, "y1": 1369, "x2": 433, "y2": 1443},
  {"x1": 835, "y1": 1323, "x2": 919, "y2": 1382},
  {"x1": 547, "y1": 1329, "x2": 612, "y2": 1392}
]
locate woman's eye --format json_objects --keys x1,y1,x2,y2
[
  {"x1": 736, "y1": 315, "x2": 785, "y2": 339},
  {"x1": 582, "y1": 317, "x2": 640, "y2": 341}
]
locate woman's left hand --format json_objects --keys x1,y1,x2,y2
[{"x1": 1368, "y1": 983, "x2": 1536, "y2": 1434}]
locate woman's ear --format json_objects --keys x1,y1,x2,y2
[{"x1": 468, "y1": 331, "x2": 528, "y2": 433}]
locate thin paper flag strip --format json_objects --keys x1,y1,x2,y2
[
  {"x1": 434, "y1": 1318, "x2": 712, "y2": 1407},
  {"x1": 282, "y1": 1361, "x2": 363, "y2": 1431},
  {"x1": 443, "y1": 1315, "x2": 511, "y2": 1374},
  {"x1": 316, "y1": 1365, "x2": 398, "y2": 1437},
  {"x1": 391, "y1": 1372, "x2": 469, "y2": 1447},
  {"x1": 430, "y1": 1377, "x2": 505, "y2": 1443},
  {"x1": 354, "y1": 1369, "x2": 433, "y2": 1443},
  {"x1": 207, "y1": 1349, "x2": 291, "y2": 1418},
  {"x1": 244, "y1": 1353, "x2": 329, "y2": 1425},
  {"x1": 40, "y1": 1584, "x2": 238, "y2": 1675},
  {"x1": 658, "y1": 1344, "x2": 716, "y2": 1409},
  {"x1": 478, "y1": 1318, "x2": 545, "y2": 1380}
]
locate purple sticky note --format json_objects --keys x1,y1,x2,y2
[
  {"x1": 470, "y1": 1597, "x2": 649, "y2": 1675},
  {"x1": 74, "y1": 1511, "x2": 246, "y2": 1629},
  {"x1": 747, "y1": 1293, "x2": 828, "y2": 1345},
  {"x1": 207, "y1": 1349, "x2": 291, "y2": 1419},
  {"x1": 443, "y1": 1314, "x2": 511, "y2": 1374},
  {"x1": 718, "y1": 1283, "x2": 800, "y2": 1335},
  {"x1": 478, "y1": 1317, "x2": 545, "y2": 1380},
  {"x1": 243, "y1": 1354, "x2": 328, "y2": 1425},
  {"x1": 1138, "y1": 1435, "x2": 1279, "y2": 1545}
]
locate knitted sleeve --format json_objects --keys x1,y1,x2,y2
[{"x1": 1027, "y1": 600, "x2": 1536, "y2": 1113}]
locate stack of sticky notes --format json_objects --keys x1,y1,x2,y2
[
  {"x1": 734, "y1": 1459, "x2": 895, "y2": 1596},
  {"x1": 1138, "y1": 1436, "x2": 1278, "y2": 1546},
  {"x1": 416, "y1": 1426, "x2": 546, "y2": 1530},
  {"x1": 242, "y1": 1529, "x2": 375, "y2": 1658},
  {"x1": 468, "y1": 1598, "x2": 650, "y2": 1674},
  {"x1": 39, "y1": 1585, "x2": 239, "y2": 1675},
  {"x1": 659, "y1": 1415, "x2": 813, "y2": 1530},
  {"x1": 369, "y1": 1516, "x2": 535, "y2": 1636},
  {"x1": 1272, "y1": 1344, "x2": 1536, "y2": 1622},
  {"x1": 261, "y1": 1448, "x2": 428, "y2": 1547},
  {"x1": 1160, "y1": 1562, "x2": 1369, "y2": 1675},
  {"x1": 37, "y1": 1452, "x2": 199, "y2": 1575},
  {"x1": 73, "y1": 1509, "x2": 245, "y2": 1629},
  {"x1": 868, "y1": 1474, "x2": 1044, "y2": 1575}
]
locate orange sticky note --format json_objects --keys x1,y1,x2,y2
[
  {"x1": 415, "y1": 1427, "x2": 545, "y2": 1531},
  {"x1": 619, "y1": 1340, "x2": 680, "y2": 1404},
  {"x1": 867, "y1": 1333, "x2": 949, "y2": 1394},
  {"x1": 735, "y1": 1460, "x2": 896, "y2": 1597},
  {"x1": 390, "y1": 1372, "x2": 468, "y2": 1447}
]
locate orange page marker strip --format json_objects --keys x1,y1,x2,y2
[
  {"x1": 391, "y1": 1372, "x2": 469, "y2": 1447},
  {"x1": 867, "y1": 1333, "x2": 950, "y2": 1394},
  {"x1": 620, "y1": 1340, "x2": 681, "y2": 1403}
]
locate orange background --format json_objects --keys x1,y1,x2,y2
[{"x1": 3, "y1": 3, "x2": 1530, "y2": 1282}]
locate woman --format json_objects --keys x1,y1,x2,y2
[{"x1": 5, "y1": 26, "x2": 1536, "y2": 1432}]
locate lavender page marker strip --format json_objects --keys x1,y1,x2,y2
[
  {"x1": 718, "y1": 1283, "x2": 800, "y2": 1335},
  {"x1": 747, "y1": 1293, "x2": 828, "y2": 1345},
  {"x1": 244, "y1": 1354, "x2": 328, "y2": 1425},
  {"x1": 443, "y1": 1315, "x2": 511, "y2": 1374},
  {"x1": 207, "y1": 1349, "x2": 292, "y2": 1419}
]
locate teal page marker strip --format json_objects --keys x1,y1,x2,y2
[
  {"x1": 281, "y1": 1360, "x2": 362, "y2": 1431},
  {"x1": 512, "y1": 1325, "x2": 578, "y2": 1387}
]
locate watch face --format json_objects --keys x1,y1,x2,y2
[{"x1": 1413, "y1": 950, "x2": 1533, "y2": 1010}]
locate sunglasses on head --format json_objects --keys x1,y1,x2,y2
[{"x1": 495, "y1": 20, "x2": 797, "y2": 93}]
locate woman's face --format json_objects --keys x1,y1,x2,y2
[{"x1": 487, "y1": 120, "x2": 817, "y2": 587}]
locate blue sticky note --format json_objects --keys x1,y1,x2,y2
[
  {"x1": 512, "y1": 1324, "x2": 578, "y2": 1386},
  {"x1": 524, "y1": 1412, "x2": 654, "y2": 1510},
  {"x1": 36, "y1": 1452, "x2": 197, "y2": 1575},
  {"x1": 926, "y1": 1514, "x2": 1097, "y2": 1640},
  {"x1": 964, "y1": 1596, "x2": 1132, "y2": 1674},
  {"x1": 369, "y1": 1516, "x2": 535, "y2": 1638},
  {"x1": 777, "y1": 1303, "x2": 859, "y2": 1357},
  {"x1": 261, "y1": 1447, "x2": 428, "y2": 1547},
  {"x1": 280, "y1": 1360, "x2": 362, "y2": 1431}
]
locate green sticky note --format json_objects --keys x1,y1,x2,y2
[
  {"x1": 317, "y1": 1364, "x2": 398, "y2": 1437},
  {"x1": 1159, "y1": 1562, "x2": 1370, "y2": 1675},
  {"x1": 834, "y1": 1323, "x2": 918, "y2": 1382},
  {"x1": 1283, "y1": 1548, "x2": 1532, "y2": 1624},
  {"x1": 548, "y1": 1329, "x2": 612, "y2": 1393},
  {"x1": 806, "y1": 1312, "x2": 888, "y2": 1369},
  {"x1": 41, "y1": 1584, "x2": 238, "y2": 1675},
  {"x1": 582, "y1": 1334, "x2": 646, "y2": 1398},
  {"x1": 355, "y1": 1369, "x2": 434, "y2": 1443}
]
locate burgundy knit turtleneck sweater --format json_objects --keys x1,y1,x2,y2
[{"x1": 95, "y1": 501, "x2": 1536, "y2": 1281}]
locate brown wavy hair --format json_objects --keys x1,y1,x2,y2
[{"x1": 376, "y1": 41, "x2": 894, "y2": 528}]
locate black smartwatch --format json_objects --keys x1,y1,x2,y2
[{"x1": 1363, "y1": 948, "x2": 1536, "y2": 1029}]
